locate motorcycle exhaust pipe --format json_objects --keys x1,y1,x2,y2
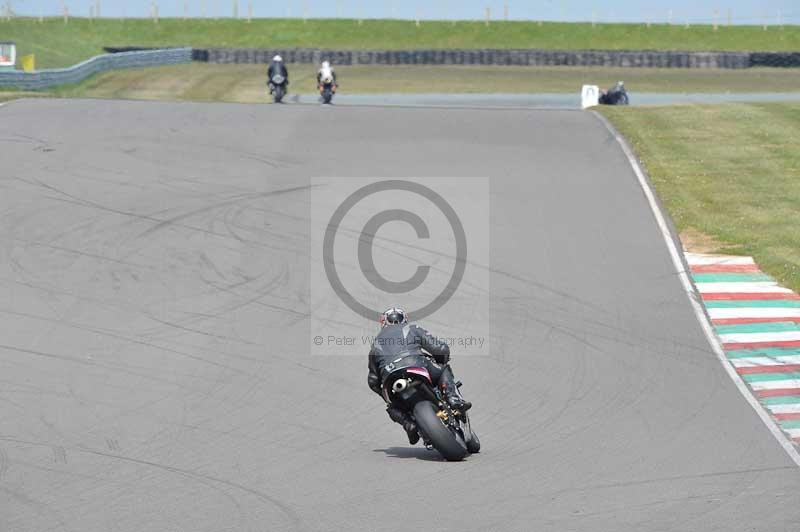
[{"x1": 392, "y1": 379, "x2": 408, "y2": 393}]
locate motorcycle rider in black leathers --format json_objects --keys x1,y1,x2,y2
[
  {"x1": 368, "y1": 307, "x2": 471, "y2": 445},
  {"x1": 267, "y1": 55, "x2": 288, "y2": 93},
  {"x1": 599, "y1": 80, "x2": 627, "y2": 105}
]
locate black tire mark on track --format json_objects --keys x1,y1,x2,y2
[
  {"x1": 0, "y1": 436, "x2": 302, "y2": 531},
  {"x1": 136, "y1": 184, "x2": 316, "y2": 239}
]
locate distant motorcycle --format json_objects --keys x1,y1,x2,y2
[
  {"x1": 599, "y1": 81, "x2": 629, "y2": 105},
  {"x1": 268, "y1": 73, "x2": 287, "y2": 103},
  {"x1": 319, "y1": 75, "x2": 336, "y2": 104},
  {"x1": 381, "y1": 357, "x2": 480, "y2": 461}
]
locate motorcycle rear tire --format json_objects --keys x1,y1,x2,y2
[{"x1": 413, "y1": 401, "x2": 468, "y2": 461}]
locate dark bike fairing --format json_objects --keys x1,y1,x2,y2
[
  {"x1": 380, "y1": 356, "x2": 479, "y2": 461},
  {"x1": 320, "y1": 82, "x2": 335, "y2": 104},
  {"x1": 381, "y1": 365, "x2": 435, "y2": 404},
  {"x1": 269, "y1": 74, "x2": 287, "y2": 103}
]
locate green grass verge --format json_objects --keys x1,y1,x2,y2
[
  {"x1": 4, "y1": 17, "x2": 800, "y2": 68},
  {"x1": 48, "y1": 63, "x2": 800, "y2": 102},
  {"x1": 602, "y1": 102, "x2": 800, "y2": 292},
  {"x1": 0, "y1": 91, "x2": 44, "y2": 102}
]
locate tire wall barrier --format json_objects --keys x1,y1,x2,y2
[
  {"x1": 749, "y1": 52, "x2": 800, "y2": 68},
  {"x1": 196, "y1": 48, "x2": 800, "y2": 68},
  {"x1": 1, "y1": 46, "x2": 797, "y2": 90},
  {"x1": 0, "y1": 48, "x2": 193, "y2": 90}
]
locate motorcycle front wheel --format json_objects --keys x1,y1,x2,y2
[
  {"x1": 413, "y1": 401, "x2": 468, "y2": 461},
  {"x1": 273, "y1": 85, "x2": 284, "y2": 103}
]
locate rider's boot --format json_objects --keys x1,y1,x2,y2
[
  {"x1": 445, "y1": 392, "x2": 472, "y2": 413},
  {"x1": 386, "y1": 406, "x2": 420, "y2": 445},
  {"x1": 447, "y1": 394, "x2": 472, "y2": 412},
  {"x1": 402, "y1": 420, "x2": 420, "y2": 445},
  {"x1": 439, "y1": 366, "x2": 472, "y2": 413}
]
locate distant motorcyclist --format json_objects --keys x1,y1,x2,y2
[
  {"x1": 316, "y1": 60, "x2": 337, "y2": 89},
  {"x1": 267, "y1": 55, "x2": 288, "y2": 92},
  {"x1": 599, "y1": 80, "x2": 629, "y2": 105},
  {"x1": 368, "y1": 307, "x2": 471, "y2": 445}
]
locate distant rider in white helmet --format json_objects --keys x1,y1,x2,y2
[
  {"x1": 267, "y1": 55, "x2": 289, "y2": 91},
  {"x1": 316, "y1": 60, "x2": 337, "y2": 89}
]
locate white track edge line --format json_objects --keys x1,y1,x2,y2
[
  {"x1": 1, "y1": 98, "x2": 40, "y2": 110},
  {"x1": 592, "y1": 111, "x2": 800, "y2": 467}
]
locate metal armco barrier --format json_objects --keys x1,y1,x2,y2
[
  {"x1": 0, "y1": 48, "x2": 193, "y2": 90},
  {"x1": 196, "y1": 47, "x2": 800, "y2": 69}
]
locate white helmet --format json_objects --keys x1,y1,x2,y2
[
  {"x1": 273, "y1": 55, "x2": 283, "y2": 62},
  {"x1": 321, "y1": 60, "x2": 330, "y2": 69}
]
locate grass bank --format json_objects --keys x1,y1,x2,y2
[
  {"x1": 4, "y1": 17, "x2": 800, "y2": 68},
  {"x1": 47, "y1": 63, "x2": 800, "y2": 102},
  {"x1": 0, "y1": 91, "x2": 43, "y2": 102},
  {"x1": 602, "y1": 102, "x2": 800, "y2": 292}
]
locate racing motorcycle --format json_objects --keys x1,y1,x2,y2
[
  {"x1": 599, "y1": 81, "x2": 629, "y2": 105},
  {"x1": 382, "y1": 358, "x2": 480, "y2": 461},
  {"x1": 319, "y1": 76, "x2": 336, "y2": 104},
  {"x1": 268, "y1": 73, "x2": 287, "y2": 103}
]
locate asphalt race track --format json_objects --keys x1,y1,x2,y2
[{"x1": 2, "y1": 98, "x2": 799, "y2": 532}]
